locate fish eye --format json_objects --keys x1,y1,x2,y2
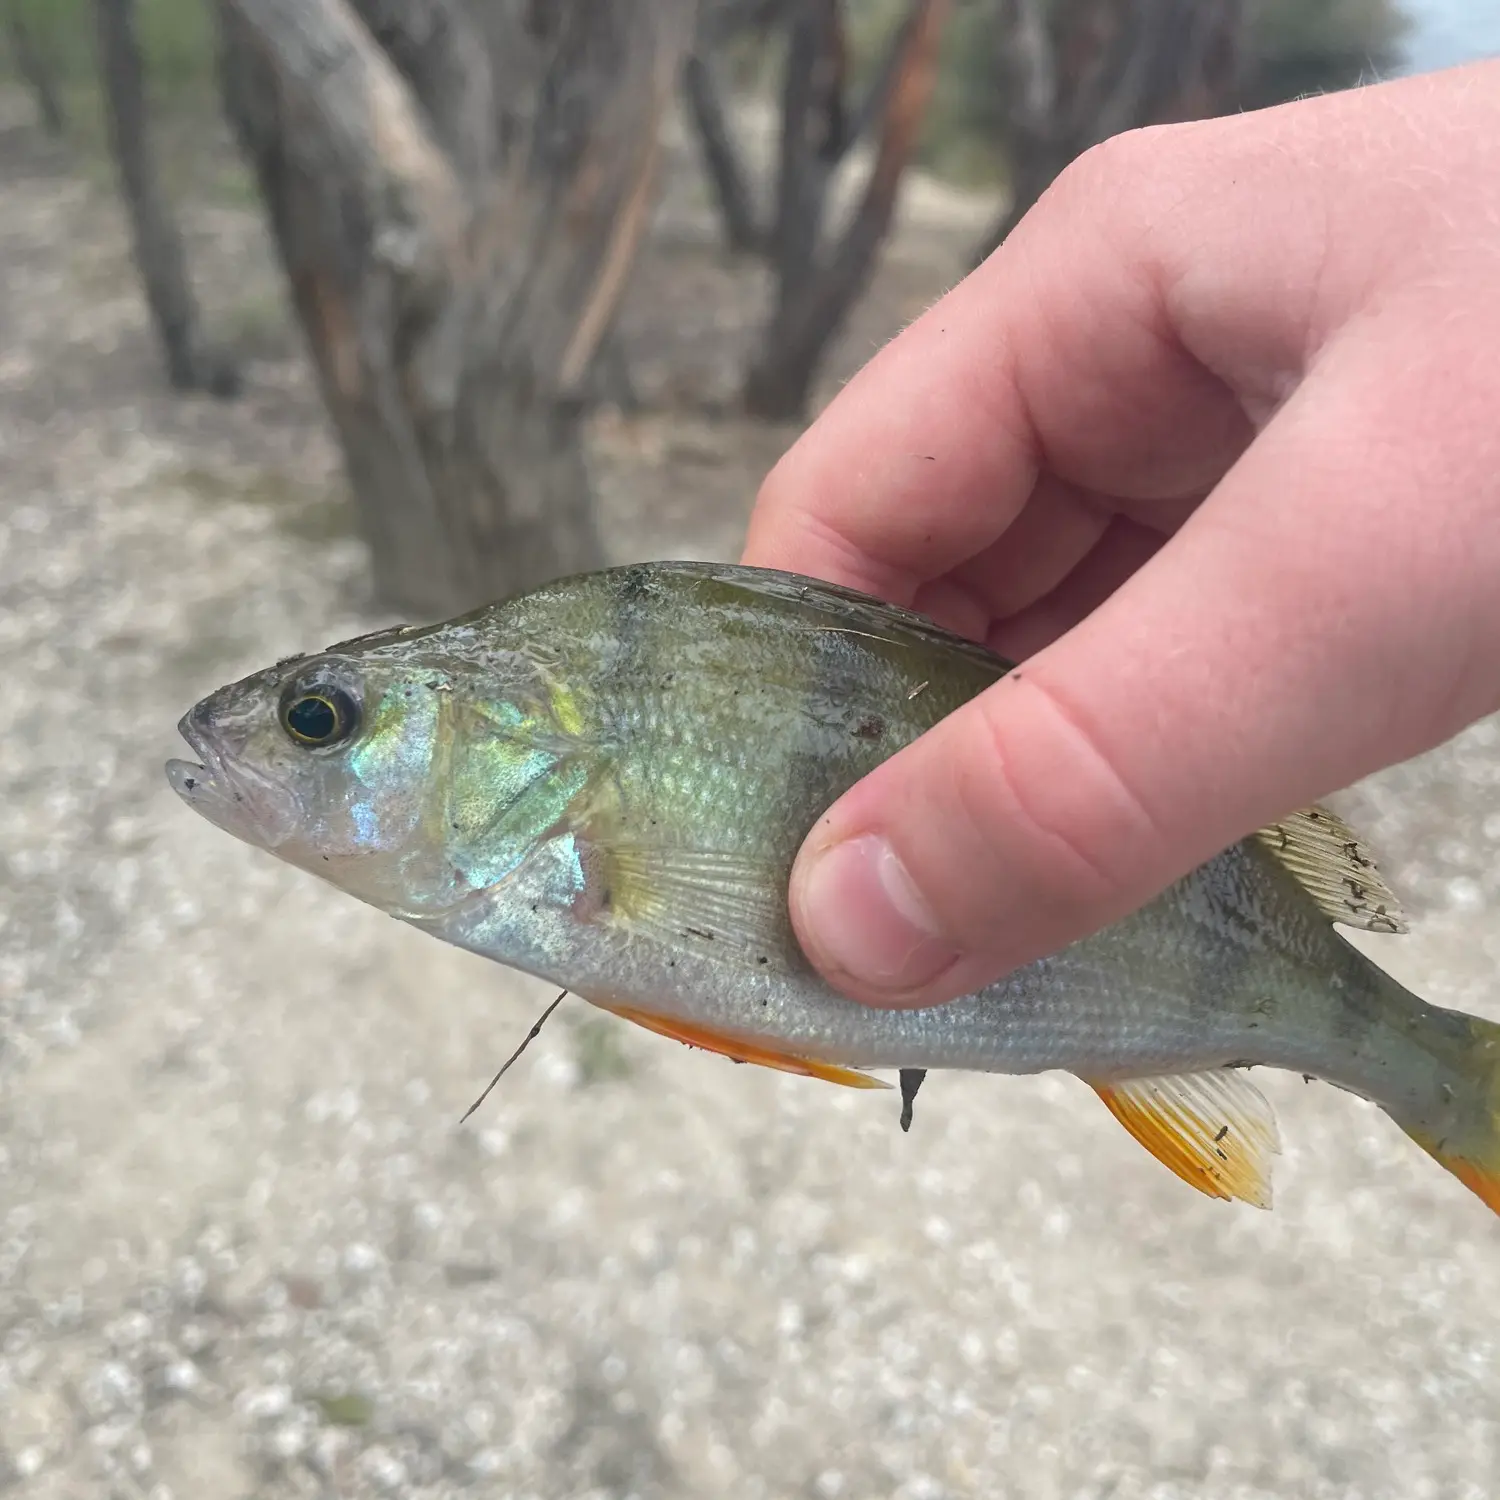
[{"x1": 279, "y1": 682, "x2": 358, "y2": 748}]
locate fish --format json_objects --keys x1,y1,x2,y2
[{"x1": 165, "y1": 560, "x2": 1500, "y2": 1218}]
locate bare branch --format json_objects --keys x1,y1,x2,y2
[
  {"x1": 817, "y1": 0, "x2": 948, "y2": 315},
  {"x1": 972, "y1": 0, "x2": 1245, "y2": 265},
  {"x1": 557, "y1": 42, "x2": 677, "y2": 391},
  {"x1": 220, "y1": 0, "x2": 467, "y2": 302},
  {"x1": 95, "y1": 0, "x2": 238, "y2": 394},
  {"x1": 4, "y1": 1, "x2": 67, "y2": 135},
  {"x1": 1087, "y1": 1, "x2": 1169, "y2": 144},
  {"x1": 746, "y1": 0, "x2": 950, "y2": 419},
  {"x1": 768, "y1": 0, "x2": 842, "y2": 302},
  {"x1": 411, "y1": 0, "x2": 693, "y2": 407},
  {"x1": 682, "y1": 45, "x2": 764, "y2": 254},
  {"x1": 1141, "y1": 0, "x2": 1246, "y2": 122},
  {"x1": 352, "y1": 0, "x2": 496, "y2": 182},
  {"x1": 839, "y1": 0, "x2": 928, "y2": 161},
  {"x1": 997, "y1": 0, "x2": 1057, "y2": 134}
]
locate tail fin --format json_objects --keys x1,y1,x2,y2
[
  {"x1": 1253, "y1": 802, "x2": 1500, "y2": 1218},
  {"x1": 1393, "y1": 1010, "x2": 1500, "y2": 1218}
]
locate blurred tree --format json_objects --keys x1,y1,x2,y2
[
  {"x1": 681, "y1": 0, "x2": 783, "y2": 255},
  {"x1": 1240, "y1": 0, "x2": 1408, "y2": 110},
  {"x1": 3, "y1": 0, "x2": 67, "y2": 134},
  {"x1": 680, "y1": 0, "x2": 952, "y2": 420},
  {"x1": 215, "y1": 0, "x2": 693, "y2": 616},
  {"x1": 94, "y1": 0, "x2": 235, "y2": 394},
  {"x1": 971, "y1": 0, "x2": 1246, "y2": 264},
  {"x1": 741, "y1": 0, "x2": 952, "y2": 421},
  {"x1": 961, "y1": 0, "x2": 1409, "y2": 263}
]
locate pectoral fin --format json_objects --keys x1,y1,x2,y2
[
  {"x1": 596, "y1": 842, "x2": 800, "y2": 966},
  {"x1": 598, "y1": 1001, "x2": 892, "y2": 1090},
  {"x1": 1087, "y1": 1068, "x2": 1282, "y2": 1208}
]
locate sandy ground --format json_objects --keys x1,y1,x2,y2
[{"x1": 1, "y1": 87, "x2": 1498, "y2": 1500}]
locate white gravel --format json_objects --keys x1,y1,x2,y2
[{"x1": 3, "y1": 93, "x2": 1499, "y2": 1500}]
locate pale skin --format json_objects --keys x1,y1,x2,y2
[{"x1": 741, "y1": 58, "x2": 1500, "y2": 1011}]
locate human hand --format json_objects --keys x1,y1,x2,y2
[{"x1": 741, "y1": 59, "x2": 1500, "y2": 1009}]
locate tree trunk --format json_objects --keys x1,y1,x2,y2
[
  {"x1": 971, "y1": 0, "x2": 1245, "y2": 265},
  {"x1": 217, "y1": 0, "x2": 692, "y2": 618},
  {"x1": 4, "y1": 1, "x2": 66, "y2": 135},
  {"x1": 682, "y1": 47, "x2": 764, "y2": 255},
  {"x1": 94, "y1": 0, "x2": 234, "y2": 394},
  {"x1": 743, "y1": 0, "x2": 948, "y2": 422}
]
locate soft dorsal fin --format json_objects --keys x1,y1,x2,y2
[
  {"x1": 1087, "y1": 1068, "x2": 1282, "y2": 1209},
  {"x1": 1254, "y1": 805, "x2": 1408, "y2": 934}
]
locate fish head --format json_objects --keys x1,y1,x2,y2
[
  {"x1": 165, "y1": 624, "x2": 587, "y2": 919},
  {"x1": 166, "y1": 643, "x2": 449, "y2": 912}
]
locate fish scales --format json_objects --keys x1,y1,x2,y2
[
  {"x1": 165, "y1": 561, "x2": 1500, "y2": 1219},
  {"x1": 502, "y1": 573, "x2": 1376, "y2": 1079}
]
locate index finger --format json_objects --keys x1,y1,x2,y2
[{"x1": 741, "y1": 126, "x2": 1263, "y2": 602}]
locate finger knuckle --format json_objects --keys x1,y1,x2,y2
[
  {"x1": 1056, "y1": 125, "x2": 1169, "y2": 209},
  {"x1": 1042, "y1": 120, "x2": 1213, "y2": 255},
  {"x1": 964, "y1": 675, "x2": 1163, "y2": 909}
]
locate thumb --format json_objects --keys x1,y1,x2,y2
[{"x1": 786, "y1": 343, "x2": 1496, "y2": 1008}]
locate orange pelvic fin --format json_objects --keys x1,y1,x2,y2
[
  {"x1": 601, "y1": 1003, "x2": 891, "y2": 1091},
  {"x1": 1089, "y1": 1068, "x2": 1281, "y2": 1209}
]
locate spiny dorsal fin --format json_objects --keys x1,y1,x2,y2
[
  {"x1": 1254, "y1": 805, "x2": 1408, "y2": 934},
  {"x1": 1088, "y1": 1068, "x2": 1282, "y2": 1209}
]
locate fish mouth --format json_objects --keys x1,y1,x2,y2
[{"x1": 165, "y1": 710, "x2": 301, "y2": 849}]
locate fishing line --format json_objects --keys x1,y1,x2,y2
[{"x1": 460, "y1": 989, "x2": 569, "y2": 1123}]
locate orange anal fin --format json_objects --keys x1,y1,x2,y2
[
  {"x1": 601, "y1": 1003, "x2": 891, "y2": 1091},
  {"x1": 1088, "y1": 1068, "x2": 1281, "y2": 1210}
]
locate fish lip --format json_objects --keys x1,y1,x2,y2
[
  {"x1": 164, "y1": 755, "x2": 209, "y2": 796},
  {"x1": 166, "y1": 708, "x2": 220, "y2": 798},
  {"x1": 174, "y1": 707, "x2": 216, "y2": 773},
  {"x1": 165, "y1": 708, "x2": 301, "y2": 848}
]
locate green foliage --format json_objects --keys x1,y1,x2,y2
[
  {"x1": 2, "y1": 0, "x2": 229, "y2": 206},
  {"x1": 4, "y1": 0, "x2": 82, "y2": 72},
  {"x1": 310, "y1": 1391, "x2": 375, "y2": 1428},
  {"x1": 3, "y1": 0, "x2": 217, "y2": 108},
  {"x1": 137, "y1": 0, "x2": 217, "y2": 100}
]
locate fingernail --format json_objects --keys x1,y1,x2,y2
[{"x1": 796, "y1": 834, "x2": 959, "y2": 996}]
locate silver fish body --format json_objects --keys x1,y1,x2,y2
[{"x1": 168, "y1": 561, "x2": 1500, "y2": 1215}]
